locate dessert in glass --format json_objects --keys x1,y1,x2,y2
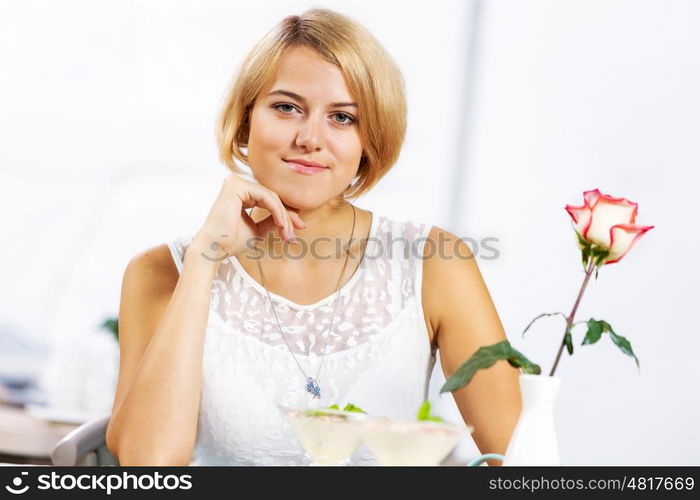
[
  {"x1": 279, "y1": 405, "x2": 369, "y2": 465},
  {"x1": 360, "y1": 416, "x2": 471, "y2": 465}
]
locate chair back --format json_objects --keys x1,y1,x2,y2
[{"x1": 51, "y1": 415, "x2": 119, "y2": 466}]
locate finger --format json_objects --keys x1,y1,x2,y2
[
  {"x1": 238, "y1": 182, "x2": 296, "y2": 241},
  {"x1": 256, "y1": 213, "x2": 285, "y2": 239},
  {"x1": 270, "y1": 192, "x2": 295, "y2": 240},
  {"x1": 242, "y1": 185, "x2": 288, "y2": 236},
  {"x1": 279, "y1": 200, "x2": 305, "y2": 230},
  {"x1": 262, "y1": 190, "x2": 295, "y2": 242},
  {"x1": 288, "y1": 211, "x2": 306, "y2": 229}
]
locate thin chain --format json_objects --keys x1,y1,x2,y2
[{"x1": 256, "y1": 205, "x2": 368, "y2": 393}]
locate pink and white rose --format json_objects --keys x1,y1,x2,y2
[{"x1": 565, "y1": 188, "x2": 654, "y2": 265}]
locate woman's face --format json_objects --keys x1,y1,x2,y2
[{"x1": 247, "y1": 45, "x2": 363, "y2": 209}]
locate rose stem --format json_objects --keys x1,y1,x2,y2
[{"x1": 549, "y1": 257, "x2": 597, "y2": 376}]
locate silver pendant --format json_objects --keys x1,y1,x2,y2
[{"x1": 306, "y1": 377, "x2": 321, "y2": 399}]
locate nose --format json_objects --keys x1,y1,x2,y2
[{"x1": 294, "y1": 114, "x2": 324, "y2": 152}]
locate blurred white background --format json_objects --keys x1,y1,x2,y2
[{"x1": 0, "y1": 0, "x2": 697, "y2": 465}]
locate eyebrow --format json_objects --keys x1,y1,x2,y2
[{"x1": 266, "y1": 89, "x2": 358, "y2": 109}]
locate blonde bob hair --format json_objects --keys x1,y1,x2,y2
[{"x1": 215, "y1": 8, "x2": 407, "y2": 200}]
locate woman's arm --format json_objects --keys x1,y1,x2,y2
[
  {"x1": 105, "y1": 239, "x2": 220, "y2": 465},
  {"x1": 422, "y1": 226, "x2": 521, "y2": 466}
]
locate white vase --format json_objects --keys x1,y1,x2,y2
[{"x1": 503, "y1": 374, "x2": 562, "y2": 466}]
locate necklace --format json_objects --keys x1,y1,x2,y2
[{"x1": 256, "y1": 205, "x2": 366, "y2": 399}]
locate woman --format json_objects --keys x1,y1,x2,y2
[{"x1": 105, "y1": 8, "x2": 520, "y2": 466}]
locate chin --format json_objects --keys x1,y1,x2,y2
[
  {"x1": 259, "y1": 174, "x2": 342, "y2": 210},
  {"x1": 277, "y1": 192, "x2": 325, "y2": 211}
]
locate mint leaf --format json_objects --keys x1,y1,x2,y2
[
  {"x1": 416, "y1": 400, "x2": 444, "y2": 422},
  {"x1": 302, "y1": 410, "x2": 345, "y2": 418},
  {"x1": 417, "y1": 400, "x2": 430, "y2": 420},
  {"x1": 342, "y1": 403, "x2": 367, "y2": 414},
  {"x1": 305, "y1": 403, "x2": 367, "y2": 416}
]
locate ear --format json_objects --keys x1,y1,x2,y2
[{"x1": 238, "y1": 120, "x2": 251, "y2": 147}]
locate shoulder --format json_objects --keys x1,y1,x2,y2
[
  {"x1": 423, "y1": 225, "x2": 472, "y2": 259},
  {"x1": 421, "y1": 225, "x2": 474, "y2": 288},
  {"x1": 122, "y1": 243, "x2": 180, "y2": 298},
  {"x1": 421, "y1": 225, "x2": 477, "y2": 333}
]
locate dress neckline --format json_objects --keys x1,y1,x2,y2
[{"x1": 229, "y1": 212, "x2": 379, "y2": 311}]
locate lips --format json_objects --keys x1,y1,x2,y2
[
  {"x1": 283, "y1": 159, "x2": 328, "y2": 175},
  {"x1": 285, "y1": 158, "x2": 327, "y2": 168}
]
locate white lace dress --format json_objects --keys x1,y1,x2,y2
[{"x1": 167, "y1": 213, "x2": 437, "y2": 465}]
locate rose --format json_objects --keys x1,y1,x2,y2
[
  {"x1": 441, "y1": 188, "x2": 654, "y2": 392},
  {"x1": 565, "y1": 188, "x2": 654, "y2": 265}
]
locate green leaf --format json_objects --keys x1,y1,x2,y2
[
  {"x1": 590, "y1": 246, "x2": 610, "y2": 269},
  {"x1": 417, "y1": 400, "x2": 430, "y2": 420},
  {"x1": 575, "y1": 231, "x2": 592, "y2": 269},
  {"x1": 440, "y1": 340, "x2": 541, "y2": 394},
  {"x1": 303, "y1": 409, "x2": 347, "y2": 418},
  {"x1": 606, "y1": 323, "x2": 640, "y2": 369},
  {"x1": 522, "y1": 312, "x2": 567, "y2": 338},
  {"x1": 303, "y1": 403, "x2": 367, "y2": 418},
  {"x1": 416, "y1": 400, "x2": 444, "y2": 422},
  {"x1": 575, "y1": 230, "x2": 590, "y2": 248},
  {"x1": 564, "y1": 330, "x2": 574, "y2": 355},
  {"x1": 581, "y1": 319, "x2": 640, "y2": 369},
  {"x1": 581, "y1": 245, "x2": 591, "y2": 270},
  {"x1": 342, "y1": 403, "x2": 367, "y2": 414},
  {"x1": 101, "y1": 317, "x2": 119, "y2": 342},
  {"x1": 581, "y1": 319, "x2": 603, "y2": 345}
]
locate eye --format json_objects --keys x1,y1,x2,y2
[
  {"x1": 272, "y1": 103, "x2": 297, "y2": 114},
  {"x1": 333, "y1": 112, "x2": 356, "y2": 126}
]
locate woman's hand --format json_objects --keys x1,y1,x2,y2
[{"x1": 193, "y1": 174, "x2": 306, "y2": 260}]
